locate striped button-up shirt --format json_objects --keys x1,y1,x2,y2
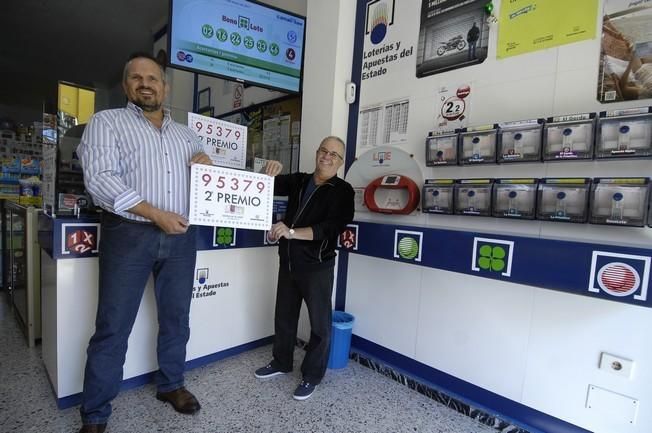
[{"x1": 78, "y1": 102, "x2": 203, "y2": 222}]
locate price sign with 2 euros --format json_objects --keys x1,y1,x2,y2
[
  {"x1": 189, "y1": 164, "x2": 274, "y2": 230},
  {"x1": 188, "y1": 112, "x2": 247, "y2": 169}
]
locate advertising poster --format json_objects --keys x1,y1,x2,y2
[
  {"x1": 597, "y1": 0, "x2": 652, "y2": 103},
  {"x1": 362, "y1": 0, "x2": 415, "y2": 82},
  {"x1": 497, "y1": 0, "x2": 598, "y2": 59},
  {"x1": 435, "y1": 82, "x2": 472, "y2": 131},
  {"x1": 188, "y1": 112, "x2": 247, "y2": 169},
  {"x1": 416, "y1": 0, "x2": 489, "y2": 77}
]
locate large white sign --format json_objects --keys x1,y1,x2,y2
[
  {"x1": 189, "y1": 164, "x2": 273, "y2": 230},
  {"x1": 188, "y1": 113, "x2": 247, "y2": 169}
]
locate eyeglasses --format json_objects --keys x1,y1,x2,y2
[{"x1": 317, "y1": 147, "x2": 343, "y2": 161}]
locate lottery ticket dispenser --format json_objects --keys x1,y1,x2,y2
[{"x1": 364, "y1": 174, "x2": 420, "y2": 214}]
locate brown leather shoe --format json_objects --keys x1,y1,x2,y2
[
  {"x1": 156, "y1": 387, "x2": 201, "y2": 414},
  {"x1": 78, "y1": 423, "x2": 107, "y2": 433}
]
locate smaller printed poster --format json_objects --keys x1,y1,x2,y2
[
  {"x1": 597, "y1": 0, "x2": 652, "y2": 103},
  {"x1": 188, "y1": 112, "x2": 247, "y2": 169},
  {"x1": 435, "y1": 83, "x2": 472, "y2": 131},
  {"x1": 189, "y1": 164, "x2": 274, "y2": 230}
]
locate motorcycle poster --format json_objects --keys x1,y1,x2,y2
[{"x1": 416, "y1": 0, "x2": 489, "y2": 78}]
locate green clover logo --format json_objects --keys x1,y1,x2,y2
[
  {"x1": 478, "y1": 245, "x2": 506, "y2": 272},
  {"x1": 215, "y1": 228, "x2": 234, "y2": 246}
]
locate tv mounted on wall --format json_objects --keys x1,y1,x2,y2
[{"x1": 168, "y1": 0, "x2": 306, "y2": 94}]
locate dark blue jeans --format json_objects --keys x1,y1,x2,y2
[
  {"x1": 272, "y1": 266, "x2": 334, "y2": 384},
  {"x1": 80, "y1": 213, "x2": 197, "y2": 425}
]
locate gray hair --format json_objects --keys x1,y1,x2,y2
[{"x1": 320, "y1": 136, "x2": 346, "y2": 153}]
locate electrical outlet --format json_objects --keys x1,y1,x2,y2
[{"x1": 599, "y1": 352, "x2": 634, "y2": 378}]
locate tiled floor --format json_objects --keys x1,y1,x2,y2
[{"x1": 0, "y1": 295, "x2": 498, "y2": 433}]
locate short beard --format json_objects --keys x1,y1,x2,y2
[{"x1": 134, "y1": 100, "x2": 162, "y2": 112}]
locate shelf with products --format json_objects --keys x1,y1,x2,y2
[{"x1": 0, "y1": 137, "x2": 43, "y2": 207}]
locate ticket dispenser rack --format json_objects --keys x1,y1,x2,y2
[
  {"x1": 589, "y1": 178, "x2": 650, "y2": 227},
  {"x1": 537, "y1": 178, "x2": 591, "y2": 223},
  {"x1": 364, "y1": 174, "x2": 420, "y2": 215},
  {"x1": 454, "y1": 179, "x2": 493, "y2": 216},
  {"x1": 491, "y1": 179, "x2": 538, "y2": 219},
  {"x1": 425, "y1": 132, "x2": 458, "y2": 166},
  {"x1": 497, "y1": 120, "x2": 543, "y2": 163},
  {"x1": 422, "y1": 179, "x2": 455, "y2": 214},
  {"x1": 595, "y1": 108, "x2": 652, "y2": 159},
  {"x1": 457, "y1": 125, "x2": 498, "y2": 165},
  {"x1": 543, "y1": 113, "x2": 596, "y2": 160}
]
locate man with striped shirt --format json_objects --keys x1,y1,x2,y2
[{"x1": 76, "y1": 52, "x2": 216, "y2": 433}]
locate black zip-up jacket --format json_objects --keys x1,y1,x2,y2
[{"x1": 274, "y1": 172, "x2": 355, "y2": 273}]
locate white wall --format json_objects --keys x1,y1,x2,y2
[{"x1": 327, "y1": 1, "x2": 652, "y2": 433}]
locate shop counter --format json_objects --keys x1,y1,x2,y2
[{"x1": 39, "y1": 213, "x2": 279, "y2": 408}]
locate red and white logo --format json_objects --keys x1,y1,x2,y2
[
  {"x1": 597, "y1": 262, "x2": 640, "y2": 297},
  {"x1": 338, "y1": 224, "x2": 358, "y2": 250},
  {"x1": 588, "y1": 251, "x2": 650, "y2": 301}
]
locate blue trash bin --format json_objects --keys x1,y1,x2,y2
[{"x1": 327, "y1": 311, "x2": 355, "y2": 369}]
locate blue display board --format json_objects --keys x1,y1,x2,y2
[{"x1": 338, "y1": 221, "x2": 652, "y2": 309}]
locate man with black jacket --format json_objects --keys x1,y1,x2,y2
[{"x1": 254, "y1": 136, "x2": 355, "y2": 400}]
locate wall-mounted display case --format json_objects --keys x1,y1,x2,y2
[
  {"x1": 589, "y1": 177, "x2": 650, "y2": 227},
  {"x1": 425, "y1": 132, "x2": 458, "y2": 166},
  {"x1": 458, "y1": 126, "x2": 497, "y2": 165},
  {"x1": 422, "y1": 179, "x2": 455, "y2": 214},
  {"x1": 537, "y1": 178, "x2": 591, "y2": 223},
  {"x1": 543, "y1": 113, "x2": 596, "y2": 160},
  {"x1": 595, "y1": 108, "x2": 652, "y2": 159},
  {"x1": 492, "y1": 179, "x2": 538, "y2": 219},
  {"x1": 454, "y1": 179, "x2": 493, "y2": 216},
  {"x1": 497, "y1": 120, "x2": 543, "y2": 163}
]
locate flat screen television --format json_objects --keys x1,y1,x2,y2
[{"x1": 168, "y1": 0, "x2": 306, "y2": 93}]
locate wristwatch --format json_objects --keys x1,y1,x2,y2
[{"x1": 288, "y1": 228, "x2": 295, "y2": 239}]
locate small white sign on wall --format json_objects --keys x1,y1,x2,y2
[
  {"x1": 435, "y1": 82, "x2": 472, "y2": 132},
  {"x1": 358, "y1": 98, "x2": 410, "y2": 149}
]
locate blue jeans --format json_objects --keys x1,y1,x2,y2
[{"x1": 80, "y1": 213, "x2": 197, "y2": 425}]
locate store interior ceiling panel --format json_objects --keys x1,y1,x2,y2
[{"x1": 0, "y1": 0, "x2": 168, "y2": 112}]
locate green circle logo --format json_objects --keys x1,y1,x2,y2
[
  {"x1": 256, "y1": 39, "x2": 268, "y2": 53},
  {"x1": 230, "y1": 32, "x2": 242, "y2": 46},
  {"x1": 244, "y1": 36, "x2": 255, "y2": 49},
  {"x1": 398, "y1": 237, "x2": 419, "y2": 260},
  {"x1": 269, "y1": 43, "x2": 280, "y2": 56},
  {"x1": 216, "y1": 28, "x2": 228, "y2": 42},
  {"x1": 202, "y1": 24, "x2": 214, "y2": 38}
]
